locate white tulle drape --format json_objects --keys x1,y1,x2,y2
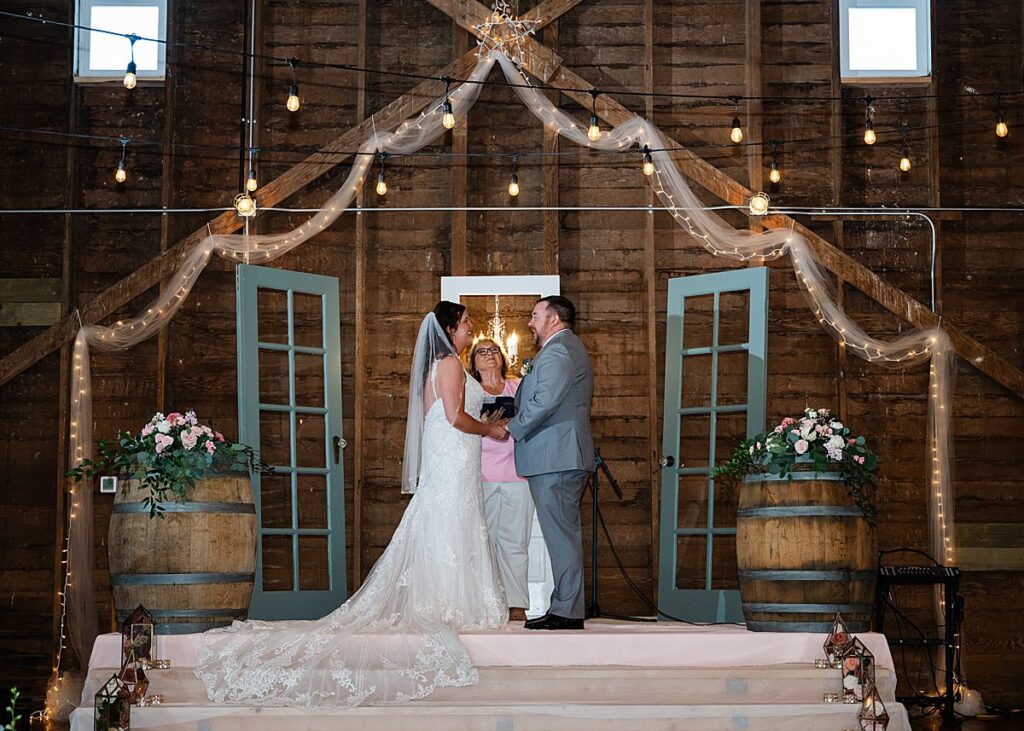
[{"x1": 62, "y1": 50, "x2": 955, "y2": 697}]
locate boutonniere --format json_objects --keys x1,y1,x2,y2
[{"x1": 520, "y1": 358, "x2": 534, "y2": 377}]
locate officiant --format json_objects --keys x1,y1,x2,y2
[{"x1": 471, "y1": 338, "x2": 533, "y2": 622}]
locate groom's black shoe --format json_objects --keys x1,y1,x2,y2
[
  {"x1": 523, "y1": 613, "x2": 550, "y2": 629},
  {"x1": 525, "y1": 613, "x2": 585, "y2": 631}
]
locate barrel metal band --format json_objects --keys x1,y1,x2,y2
[
  {"x1": 746, "y1": 620, "x2": 870, "y2": 633},
  {"x1": 738, "y1": 570, "x2": 876, "y2": 582},
  {"x1": 110, "y1": 572, "x2": 254, "y2": 586},
  {"x1": 737, "y1": 505, "x2": 863, "y2": 519},
  {"x1": 112, "y1": 502, "x2": 255, "y2": 514},
  {"x1": 742, "y1": 602, "x2": 872, "y2": 614},
  {"x1": 116, "y1": 607, "x2": 248, "y2": 620},
  {"x1": 742, "y1": 471, "x2": 845, "y2": 483},
  {"x1": 156, "y1": 622, "x2": 233, "y2": 634}
]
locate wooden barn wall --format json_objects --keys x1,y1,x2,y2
[{"x1": 0, "y1": 0, "x2": 1022, "y2": 712}]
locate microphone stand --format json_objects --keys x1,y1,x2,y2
[{"x1": 587, "y1": 446, "x2": 641, "y2": 621}]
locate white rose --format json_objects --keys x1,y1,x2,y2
[
  {"x1": 827, "y1": 435, "x2": 845, "y2": 450},
  {"x1": 156, "y1": 420, "x2": 171, "y2": 434},
  {"x1": 808, "y1": 410, "x2": 818, "y2": 419},
  {"x1": 830, "y1": 421, "x2": 843, "y2": 430},
  {"x1": 801, "y1": 427, "x2": 817, "y2": 442}
]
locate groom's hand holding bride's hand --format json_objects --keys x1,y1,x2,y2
[{"x1": 483, "y1": 418, "x2": 511, "y2": 441}]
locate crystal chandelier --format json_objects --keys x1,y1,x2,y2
[{"x1": 475, "y1": 294, "x2": 519, "y2": 367}]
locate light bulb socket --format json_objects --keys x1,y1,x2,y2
[
  {"x1": 442, "y1": 99, "x2": 453, "y2": 116},
  {"x1": 126, "y1": 60, "x2": 137, "y2": 75},
  {"x1": 732, "y1": 116, "x2": 741, "y2": 129}
]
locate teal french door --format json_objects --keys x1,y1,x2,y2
[
  {"x1": 237, "y1": 264, "x2": 347, "y2": 619},
  {"x1": 658, "y1": 268, "x2": 768, "y2": 623}
]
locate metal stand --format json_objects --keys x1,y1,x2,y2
[{"x1": 585, "y1": 447, "x2": 626, "y2": 620}]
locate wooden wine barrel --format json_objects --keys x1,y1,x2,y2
[
  {"x1": 737, "y1": 470, "x2": 876, "y2": 632},
  {"x1": 108, "y1": 473, "x2": 257, "y2": 634}
]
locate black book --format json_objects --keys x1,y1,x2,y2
[{"x1": 481, "y1": 396, "x2": 516, "y2": 419}]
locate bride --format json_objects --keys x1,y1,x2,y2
[{"x1": 196, "y1": 301, "x2": 510, "y2": 707}]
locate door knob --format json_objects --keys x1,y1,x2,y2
[{"x1": 659, "y1": 455, "x2": 675, "y2": 468}]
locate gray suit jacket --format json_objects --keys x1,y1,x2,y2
[{"x1": 508, "y1": 329, "x2": 595, "y2": 477}]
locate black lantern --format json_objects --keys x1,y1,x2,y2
[
  {"x1": 121, "y1": 605, "x2": 154, "y2": 665},
  {"x1": 94, "y1": 673, "x2": 131, "y2": 731},
  {"x1": 840, "y1": 636, "x2": 876, "y2": 703},
  {"x1": 858, "y1": 683, "x2": 890, "y2": 731},
  {"x1": 822, "y1": 611, "x2": 852, "y2": 668}
]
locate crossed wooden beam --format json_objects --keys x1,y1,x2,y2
[{"x1": 1, "y1": 0, "x2": 1021, "y2": 400}]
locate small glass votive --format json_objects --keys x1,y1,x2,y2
[
  {"x1": 151, "y1": 658, "x2": 171, "y2": 670},
  {"x1": 814, "y1": 658, "x2": 831, "y2": 669},
  {"x1": 823, "y1": 692, "x2": 840, "y2": 703},
  {"x1": 137, "y1": 694, "x2": 164, "y2": 707}
]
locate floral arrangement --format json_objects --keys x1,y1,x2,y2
[
  {"x1": 68, "y1": 411, "x2": 270, "y2": 516},
  {"x1": 520, "y1": 358, "x2": 534, "y2": 376},
  {"x1": 712, "y1": 407, "x2": 878, "y2": 518}
]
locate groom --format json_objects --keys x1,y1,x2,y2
[{"x1": 505, "y1": 296, "x2": 594, "y2": 631}]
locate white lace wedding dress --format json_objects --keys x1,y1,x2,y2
[{"x1": 196, "y1": 373, "x2": 507, "y2": 707}]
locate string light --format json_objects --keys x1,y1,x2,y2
[
  {"x1": 507, "y1": 152, "x2": 520, "y2": 197},
  {"x1": 748, "y1": 191, "x2": 770, "y2": 215},
  {"x1": 587, "y1": 89, "x2": 601, "y2": 142},
  {"x1": 641, "y1": 144, "x2": 655, "y2": 176},
  {"x1": 863, "y1": 96, "x2": 876, "y2": 145},
  {"x1": 441, "y1": 77, "x2": 456, "y2": 130},
  {"x1": 729, "y1": 96, "x2": 744, "y2": 144},
  {"x1": 375, "y1": 151, "x2": 388, "y2": 196},
  {"x1": 123, "y1": 34, "x2": 138, "y2": 90},
  {"x1": 994, "y1": 95, "x2": 1008, "y2": 137},
  {"x1": 245, "y1": 149, "x2": 259, "y2": 192},
  {"x1": 286, "y1": 59, "x2": 301, "y2": 113},
  {"x1": 899, "y1": 122, "x2": 911, "y2": 172},
  {"x1": 114, "y1": 138, "x2": 128, "y2": 183},
  {"x1": 767, "y1": 141, "x2": 781, "y2": 184}
]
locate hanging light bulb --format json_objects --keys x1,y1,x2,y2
[
  {"x1": 863, "y1": 119, "x2": 876, "y2": 145},
  {"x1": 641, "y1": 145, "x2": 655, "y2": 176},
  {"x1": 769, "y1": 159, "x2": 781, "y2": 184},
  {"x1": 899, "y1": 147, "x2": 912, "y2": 172},
  {"x1": 246, "y1": 169, "x2": 258, "y2": 192},
  {"x1": 730, "y1": 116, "x2": 744, "y2": 144},
  {"x1": 748, "y1": 192, "x2": 770, "y2": 216},
  {"x1": 286, "y1": 59, "x2": 301, "y2": 112},
  {"x1": 441, "y1": 77, "x2": 455, "y2": 130},
  {"x1": 996, "y1": 110, "x2": 1008, "y2": 138},
  {"x1": 114, "y1": 138, "x2": 128, "y2": 183},
  {"x1": 123, "y1": 35, "x2": 138, "y2": 89},
  {"x1": 863, "y1": 96, "x2": 876, "y2": 144},
  {"x1": 234, "y1": 192, "x2": 256, "y2": 217},
  {"x1": 375, "y1": 152, "x2": 388, "y2": 196},
  {"x1": 508, "y1": 153, "x2": 520, "y2": 196},
  {"x1": 587, "y1": 89, "x2": 601, "y2": 141}
]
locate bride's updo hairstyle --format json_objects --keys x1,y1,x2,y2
[{"x1": 432, "y1": 300, "x2": 466, "y2": 344}]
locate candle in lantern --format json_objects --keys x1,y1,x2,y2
[{"x1": 507, "y1": 331, "x2": 519, "y2": 361}]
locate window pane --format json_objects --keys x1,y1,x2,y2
[
  {"x1": 89, "y1": 7, "x2": 162, "y2": 71},
  {"x1": 848, "y1": 8, "x2": 918, "y2": 72}
]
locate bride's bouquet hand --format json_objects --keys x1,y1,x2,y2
[{"x1": 486, "y1": 422, "x2": 510, "y2": 441}]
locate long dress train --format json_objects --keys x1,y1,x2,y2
[{"x1": 195, "y1": 375, "x2": 507, "y2": 707}]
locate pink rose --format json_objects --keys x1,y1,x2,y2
[
  {"x1": 205, "y1": 440, "x2": 216, "y2": 454},
  {"x1": 141, "y1": 423, "x2": 155, "y2": 437},
  {"x1": 795, "y1": 439, "x2": 809, "y2": 455},
  {"x1": 154, "y1": 434, "x2": 174, "y2": 453},
  {"x1": 215, "y1": 432, "x2": 224, "y2": 442},
  {"x1": 181, "y1": 430, "x2": 198, "y2": 450}
]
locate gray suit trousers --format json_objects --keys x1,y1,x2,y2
[{"x1": 528, "y1": 468, "x2": 591, "y2": 619}]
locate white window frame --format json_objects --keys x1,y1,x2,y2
[
  {"x1": 75, "y1": 0, "x2": 167, "y2": 83},
  {"x1": 840, "y1": 0, "x2": 931, "y2": 82}
]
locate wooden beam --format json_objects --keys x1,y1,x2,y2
[
  {"x1": 0, "y1": 302, "x2": 60, "y2": 327},
  {"x1": 542, "y1": 19, "x2": 559, "y2": 275},
  {"x1": 643, "y1": 0, "x2": 659, "y2": 601},
  {"x1": 0, "y1": 51, "x2": 482, "y2": 389},
  {"x1": 0, "y1": 279, "x2": 61, "y2": 302},
  {"x1": 956, "y1": 524, "x2": 1024, "y2": 571},
  {"x1": 828, "y1": 0, "x2": 848, "y2": 424},
  {"x1": 451, "y1": 22, "x2": 470, "y2": 276},
  {"x1": 745, "y1": 0, "x2": 763, "y2": 196}
]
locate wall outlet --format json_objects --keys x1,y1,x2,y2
[{"x1": 99, "y1": 475, "x2": 118, "y2": 494}]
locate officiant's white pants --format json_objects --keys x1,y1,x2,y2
[{"x1": 482, "y1": 481, "x2": 534, "y2": 608}]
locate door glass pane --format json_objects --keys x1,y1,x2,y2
[
  {"x1": 294, "y1": 353, "x2": 325, "y2": 407},
  {"x1": 299, "y1": 536, "x2": 330, "y2": 590},
  {"x1": 293, "y1": 292, "x2": 323, "y2": 348},
  {"x1": 295, "y1": 415, "x2": 326, "y2": 468},
  {"x1": 259, "y1": 411, "x2": 292, "y2": 466},
  {"x1": 710, "y1": 534, "x2": 739, "y2": 590},
  {"x1": 676, "y1": 535, "x2": 707, "y2": 590},
  {"x1": 259, "y1": 473, "x2": 293, "y2": 529},
  {"x1": 258, "y1": 289, "x2": 288, "y2": 343},
  {"x1": 716, "y1": 350, "x2": 749, "y2": 406},
  {"x1": 677, "y1": 474, "x2": 708, "y2": 530},
  {"x1": 682, "y1": 294, "x2": 715, "y2": 349},
  {"x1": 678, "y1": 414, "x2": 711, "y2": 468},
  {"x1": 258, "y1": 349, "x2": 290, "y2": 405},
  {"x1": 680, "y1": 354, "x2": 712, "y2": 409},
  {"x1": 262, "y1": 536, "x2": 294, "y2": 591},
  {"x1": 297, "y1": 474, "x2": 328, "y2": 529},
  {"x1": 718, "y1": 290, "x2": 750, "y2": 345}
]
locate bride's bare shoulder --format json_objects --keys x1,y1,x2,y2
[{"x1": 434, "y1": 354, "x2": 467, "y2": 381}]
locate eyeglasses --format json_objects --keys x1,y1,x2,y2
[{"x1": 475, "y1": 347, "x2": 502, "y2": 356}]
